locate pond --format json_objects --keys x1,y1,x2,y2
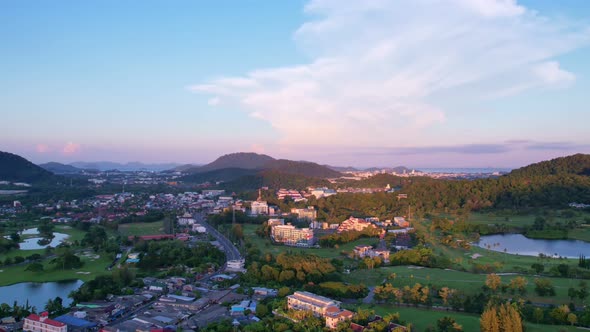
[
  {"x1": 0, "y1": 280, "x2": 83, "y2": 310},
  {"x1": 476, "y1": 233, "x2": 590, "y2": 258},
  {"x1": 6, "y1": 228, "x2": 70, "y2": 250}
]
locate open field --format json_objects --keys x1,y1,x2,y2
[
  {"x1": 345, "y1": 266, "x2": 587, "y2": 305},
  {"x1": 359, "y1": 304, "x2": 578, "y2": 332},
  {"x1": 242, "y1": 223, "x2": 378, "y2": 260},
  {"x1": 0, "y1": 253, "x2": 112, "y2": 286},
  {"x1": 118, "y1": 221, "x2": 165, "y2": 236}
]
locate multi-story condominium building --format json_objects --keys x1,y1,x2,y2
[
  {"x1": 287, "y1": 291, "x2": 353, "y2": 329},
  {"x1": 291, "y1": 207, "x2": 317, "y2": 220},
  {"x1": 271, "y1": 224, "x2": 314, "y2": 247},
  {"x1": 337, "y1": 217, "x2": 375, "y2": 233},
  {"x1": 287, "y1": 291, "x2": 341, "y2": 317},
  {"x1": 250, "y1": 201, "x2": 269, "y2": 215},
  {"x1": 353, "y1": 245, "x2": 391, "y2": 262},
  {"x1": 23, "y1": 312, "x2": 67, "y2": 332}
]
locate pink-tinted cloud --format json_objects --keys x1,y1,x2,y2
[
  {"x1": 36, "y1": 144, "x2": 51, "y2": 153},
  {"x1": 62, "y1": 142, "x2": 81, "y2": 155}
]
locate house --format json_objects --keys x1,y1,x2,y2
[
  {"x1": 177, "y1": 212, "x2": 195, "y2": 225},
  {"x1": 23, "y1": 312, "x2": 67, "y2": 332}
]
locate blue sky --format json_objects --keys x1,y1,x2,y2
[{"x1": 1, "y1": 0, "x2": 589, "y2": 168}]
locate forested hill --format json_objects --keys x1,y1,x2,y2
[
  {"x1": 0, "y1": 151, "x2": 54, "y2": 183},
  {"x1": 507, "y1": 153, "x2": 590, "y2": 178},
  {"x1": 181, "y1": 152, "x2": 342, "y2": 180}
]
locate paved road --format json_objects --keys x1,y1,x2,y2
[{"x1": 193, "y1": 212, "x2": 242, "y2": 262}]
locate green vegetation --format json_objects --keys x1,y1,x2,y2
[
  {"x1": 0, "y1": 151, "x2": 54, "y2": 183},
  {"x1": 361, "y1": 305, "x2": 578, "y2": 332},
  {"x1": 118, "y1": 220, "x2": 165, "y2": 236},
  {"x1": 0, "y1": 253, "x2": 111, "y2": 286}
]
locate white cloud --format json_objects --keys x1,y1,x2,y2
[
  {"x1": 533, "y1": 61, "x2": 575, "y2": 86},
  {"x1": 207, "y1": 97, "x2": 220, "y2": 106},
  {"x1": 36, "y1": 144, "x2": 51, "y2": 153},
  {"x1": 190, "y1": 0, "x2": 589, "y2": 146},
  {"x1": 62, "y1": 142, "x2": 81, "y2": 155}
]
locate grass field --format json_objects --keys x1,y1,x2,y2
[
  {"x1": 118, "y1": 221, "x2": 165, "y2": 236},
  {"x1": 242, "y1": 223, "x2": 378, "y2": 260},
  {"x1": 345, "y1": 266, "x2": 586, "y2": 305},
  {"x1": 359, "y1": 304, "x2": 578, "y2": 332},
  {"x1": 0, "y1": 252, "x2": 112, "y2": 286}
]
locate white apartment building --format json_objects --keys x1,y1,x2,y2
[
  {"x1": 271, "y1": 224, "x2": 314, "y2": 247},
  {"x1": 23, "y1": 313, "x2": 67, "y2": 332},
  {"x1": 250, "y1": 201, "x2": 269, "y2": 215}
]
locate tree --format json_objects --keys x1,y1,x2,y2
[
  {"x1": 437, "y1": 316, "x2": 462, "y2": 332},
  {"x1": 480, "y1": 306, "x2": 500, "y2": 332},
  {"x1": 50, "y1": 249, "x2": 83, "y2": 270},
  {"x1": 568, "y1": 313, "x2": 578, "y2": 326},
  {"x1": 508, "y1": 276, "x2": 528, "y2": 295},
  {"x1": 24, "y1": 262, "x2": 44, "y2": 272},
  {"x1": 534, "y1": 278, "x2": 555, "y2": 296},
  {"x1": 498, "y1": 303, "x2": 522, "y2": 332},
  {"x1": 531, "y1": 263, "x2": 544, "y2": 274},
  {"x1": 255, "y1": 303, "x2": 269, "y2": 317},
  {"x1": 485, "y1": 274, "x2": 501, "y2": 292}
]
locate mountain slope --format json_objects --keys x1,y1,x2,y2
[
  {"x1": 189, "y1": 152, "x2": 276, "y2": 173},
  {"x1": 0, "y1": 151, "x2": 54, "y2": 183},
  {"x1": 507, "y1": 154, "x2": 590, "y2": 178},
  {"x1": 179, "y1": 168, "x2": 258, "y2": 183},
  {"x1": 184, "y1": 152, "x2": 342, "y2": 178},
  {"x1": 39, "y1": 162, "x2": 83, "y2": 174}
]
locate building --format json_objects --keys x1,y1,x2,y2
[
  {"x1": 271, "y1": 224, "x2": 314, "y2": 247},
  {"x1": 23, "y1": 312, "x2": 67, "y2": 332},
  {"x1": 287, "y1": 291, "x2": 341, "y2": 317},
  {"x1": 226, "y1": 259, "x2": 246, "y2": 271},
  {"x1": 393, "y1": 217, "x2": 410, "y2": 228},
  {"x1": 337, "y1": 217, "x2": 375, "y2": 233},
  {"x1": 325, "y1": 308, "x2": 354, "y2": 329},
  {"x1": 192, "y1": 223, "x2": 207, "y2": 233},
  {"x1": 177, "y1": 212, "x2": 195, "y2": 226},
  {"x1": 277, "y1": 189, "x2": 306, "y2": 202},
  {"x1": 287, "y1": 292, "x2": 353, "y2": 329},
  {"x1": 353, "y1": 245, "x2": 390, "y2": 262},
  {"x1": 267, "y1": 218, "x2": 285, "y2": 226},
  {"x1": 310, "y1": 188, "x2": 337, "y2": 199},
  {"x1": 250, "y1": 201, "x2": 269, "y2": 215},
  {"x1": 291, "y1": 207, "x2": 317, "y2": 220}
]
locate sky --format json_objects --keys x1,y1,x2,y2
[{"x1": 1, "y1": 0, "x2": 590, "y2": 168}]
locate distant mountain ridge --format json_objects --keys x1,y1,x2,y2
[
  {"x1": 70, "y1": 161, "x2": 182, "y2": 172},
  {"x1": 183, "y1": 152, "x2": 342, "y2": 178},
  {"x1": 0, "y1": 151, "x2": 54, "y2": 183},
  {"x1": 39, "y1": 162, "x2": 85, "y2": 174}
]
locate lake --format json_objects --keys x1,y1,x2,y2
[
  {"x1": 8, "y1": 228, "x2": 70, "y2": 250},
  {"x1": 0, "y1": 280, "x2": 83, "y2": 310},
  {"x1": 476, "y1": 233, "x2": 590, "y2": 258}
]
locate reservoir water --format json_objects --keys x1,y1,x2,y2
[
  {"x1": 0, "y1": 280, "x2": 83, "y2": 310},
  {"x1": 5, "y1": 228, "x2": 70, "y2": 250},
  {"x1": 476, "y1": 233, "x2": 590, "y2": 258}
]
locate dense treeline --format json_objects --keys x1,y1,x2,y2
[
  {"x1": 241, "y1": 252, "x2": 340, "y2": 287},
  {"x1": 221, "y1": 170, "x2": 332, "y2": 191},
  {"x1": 134, "y1": 240, "x2": 225, "y2": 271}
]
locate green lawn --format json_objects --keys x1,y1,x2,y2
[
  {"x1": 243, "y1": 223, "x2": 378, "y2": 260},
  {"x1": 118, "y1": 221, "x2": 165, "y2": 236},
  {"x1": 0, "y1": 252, "x2": 112, "y2": 286},
  {"x1": 360, "y1": 304, "x2": 578, "y2": 332},
  {"x1": 345, "y1": 266, "x2": 586, "y2": 305}
]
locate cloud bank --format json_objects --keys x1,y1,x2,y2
[{"x1": 190, "y1": 0, "x2": 589, "y2": 147}]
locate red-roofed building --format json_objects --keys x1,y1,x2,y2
[{"x1": 23, "y1": 312, "x2": 67, "y2": 332}]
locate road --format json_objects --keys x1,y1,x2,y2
[{"x1": 193, "y1": 212, "x2": 242, "y2": 263}]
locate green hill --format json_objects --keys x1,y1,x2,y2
[{"x1": 0, "y1": 151, "x2": 54, "y2": 183}]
